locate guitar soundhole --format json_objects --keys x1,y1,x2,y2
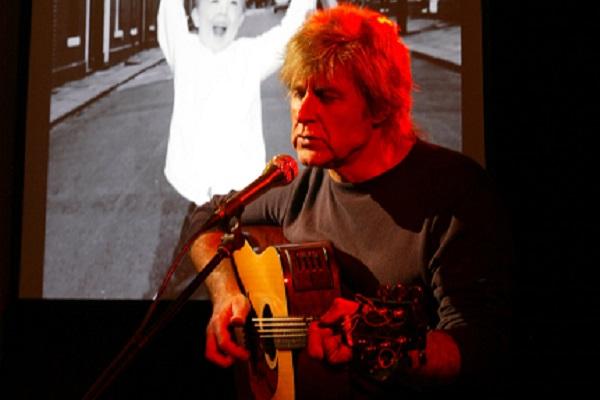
[
  {"x1": 261, "y1": 304, "x2": 277, "y2": 363},
  {"x1": 246, "y1": 305, "x2": 278, "y2": 399}
]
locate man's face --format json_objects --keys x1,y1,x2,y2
[
  {"x1": 290, "y1": 68, "x2": 379, "y2": 171},
  {"x1": 194, "y1": 0, "x2": 244, "y2": 52}
]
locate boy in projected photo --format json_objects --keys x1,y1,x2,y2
[
  {"x1": 158, "y1": 0, "x2": 316, "y2": 205},
  {"x1": 157, "y1": 0, "x2": 317, "y2": 297}
]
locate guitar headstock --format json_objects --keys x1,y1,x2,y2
[{"x1": 349, "y1": 284, "x2": 428, "y2": 382}]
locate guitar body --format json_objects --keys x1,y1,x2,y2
[{"x1": 231, "y1": 227, "x2": 341, "y2": 400}]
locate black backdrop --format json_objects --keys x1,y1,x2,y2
[
  {"x1": 481, "y1": 1, "x2": 597, "y2": 395},
  {"x1": 2, "y1": 1, "x2": 597, "y2": 398}
]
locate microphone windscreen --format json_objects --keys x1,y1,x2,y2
[{"x1": 270, "y1": 154, "x2": 298, "y2": 186}]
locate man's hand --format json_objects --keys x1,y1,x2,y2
[
  {"x1": 205, "y1": 292, "x2": 251, "y2": 367},
  {"x1": 307, "y1": 297, "x2": 359, "y2": 364},
  {"x1": 192, "y1": 231, "x2": 252, "y2": 367}
]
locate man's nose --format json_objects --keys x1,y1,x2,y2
[{"x1": 297, "y1": 91, "x2": 317, "y2": 124}]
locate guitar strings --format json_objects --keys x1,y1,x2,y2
[
  {"x1": 252, "y1": 317, "x2": 314, "y2": 321},
  {"x1": 252, "y1": 317, "x2": 313, "y2": 339}
]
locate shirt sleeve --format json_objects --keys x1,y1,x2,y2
[
  {"x1": 428, "y1": 171, "x2": 513, "y2": 382},
  {"x1": 248, "y1": 0, "x2": 317, "y2": 80},
  {"x1": 157, "y1": 0, "x2": 189, "y2": 69}
]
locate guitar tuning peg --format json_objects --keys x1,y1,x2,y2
[
  {"x1": 394, "y1": 335, "x2": 408, "y2": 346},
  {"x1": 376, "y1": 284, "x2": 389, "y2": 301},
  {"x1": 390, "y1": 283, "x2": 408, "y2": 302},
  {"x1": 409, "y1": 286, "x2": 424, "y2": 302},
  {"x1": 391, "y1": 308, "x2": 406, "y2": 320}
]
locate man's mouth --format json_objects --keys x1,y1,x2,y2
[{"x1": 296, "y1": 134, "x2": 323, "y2": 147}]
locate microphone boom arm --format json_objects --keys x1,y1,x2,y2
[
  {"x1": 82, "y1": 224, "x2": 246, "y2": 400},
  {"x1": 82, "y1": 154, "x2": 297, "y2": 399}
]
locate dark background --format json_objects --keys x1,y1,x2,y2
[{"x1": 1, "y1": 1, "x2": 597, "y2": 398}]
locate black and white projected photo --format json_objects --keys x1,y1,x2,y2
[{"x1": 30, "y1": 0, "x2": 467, "y2": 300}]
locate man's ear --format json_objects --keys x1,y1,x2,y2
[{"x1": 370, "y1": 110, "x2": 389, "y2": 128}]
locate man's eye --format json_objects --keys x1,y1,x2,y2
[
  {"x1": 292, "y1": 89, "x2": 306, "y2": 99},
  {"x1": 316, "y1": 91, "x2": 337, "y2": 103}
]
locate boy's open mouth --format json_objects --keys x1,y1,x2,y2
[{"x1": 212, "y1": 25, "x2": 227, "y2": 37}]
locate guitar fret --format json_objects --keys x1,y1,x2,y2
[{"x1": 274, "y1": 337, "x2": 307, "y2": 350}]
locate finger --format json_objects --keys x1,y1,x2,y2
[
  {"x1": 320, "y1": 298, "x2": 360, "y2": 325},
  {"x1": 342, "y1": 315, "x2": 354, "y2": 347},
  {"x1": 205, "y1": 328, "x2": 235, "y2": 367},
  {"x1": 307, "y1": 322, "x2": 333, "y2": 360},
  {"x1": 307, "y1": 321, "x2": 324, "y2": 359},
  {"x1": 230, "y1": 295, "x2": 250, "y2": 326},
  {"x1": 323, "y1": 335, "x2": 353, "y2": 365},
  {"x1": 215, "y1": 315, "x2": 250, "y2": 361}
]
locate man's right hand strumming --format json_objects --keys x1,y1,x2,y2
[
  {"x1": 205, "y1": 292, "x2": 250, "y2": 367},
  {"x1": 190, "y1": 231, "x2": 250, "y2": 367}
]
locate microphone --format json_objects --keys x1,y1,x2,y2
[{"x1": 201, "y1": 154, "x2": 298, "y2": 231}]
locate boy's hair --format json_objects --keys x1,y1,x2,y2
[{"x1": 280, "y1": 4, "x2": 413, "y2": 137}]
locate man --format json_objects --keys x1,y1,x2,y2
[{"x1": 187, "y1": 4, "x2": 512, "y2": 396}]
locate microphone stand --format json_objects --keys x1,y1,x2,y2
[{"x1": 82, "y1": 221, "x2": 246, "y2": 400}]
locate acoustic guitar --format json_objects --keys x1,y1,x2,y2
[
  {"x1": 231, "y1": 226, "x2": 340, "y2": 400},
  {"x1": 229, "y1": 227, "x2": 427, "y2": 400}
]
